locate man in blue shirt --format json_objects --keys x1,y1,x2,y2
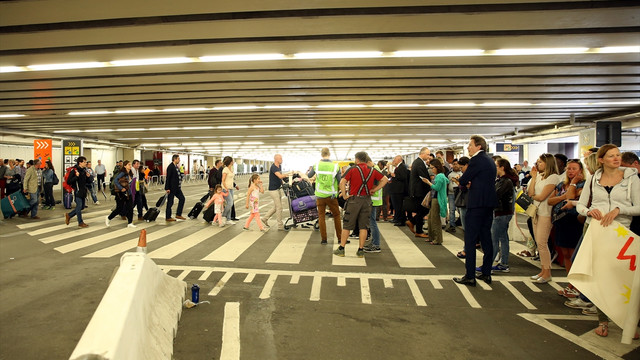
[{"x1": 263, "y1": 154, "x2": 290, "y2": 230}]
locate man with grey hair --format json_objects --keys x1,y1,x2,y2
[
  {"x1": 263, "y1": 154, "x2": 290, "y2": 230},
  {"x1": 406, "y1": 147, "x2": 432, "y2": 239},
  {"x1": 23, "y1": 159, "x2": 42, "y2": 219}
]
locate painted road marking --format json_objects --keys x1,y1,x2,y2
[
  {"x1": 265, "y1": 230, "x2": 312, "y2": 264},
  {"x1": 54, "y1": 222, "x2": 154, "y2": 254},
  {"x1": 378, "y1": 223, "x2": 434, "y2": 268},
  {"x1": 158, "y1": 265, "x2": 570, "y2": 308},
  {"x1": 148, "y1": 226, "x2": 224, "y2": 259},
  {"x1": 82, "y1": 221, "x2": 192, "y2": 258},
  {"x1": 330, "y1": 220, "x2": 366, "y2": 266},
  {"x1": 202, "y1": 231, "x2": 265, "y2": 262},
  {"x1": 18, "y1": 209, "x2": 111, "y2": 230},
  {"x1": 220, "y1": 302, "x2": 241, "y2": 360}
]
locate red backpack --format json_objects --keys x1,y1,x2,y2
[{"x1": 62, "y1": 166, "x2": 75, "y2": 193}]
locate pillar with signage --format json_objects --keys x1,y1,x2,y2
[
  {"x1": 34, "y1": 139, "x2": 52, "y2": 168},
  {"x1": 495, "y1": 143, "x2": 520, "y2": 166},
  {"x1": 62, "y1": 139, "x2": 84, "y2": 170}
]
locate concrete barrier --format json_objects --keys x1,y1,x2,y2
[{"x1": 69, "y1": 253, "x2": 186, "y2": 360}]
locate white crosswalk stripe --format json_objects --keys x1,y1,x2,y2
[{"x1": 202, "y1": 231, "x2": 266, "y2": 262}]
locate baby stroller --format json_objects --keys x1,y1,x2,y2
[{"x1": 282, "y1": 180, "x2": 319, "y2": 230}]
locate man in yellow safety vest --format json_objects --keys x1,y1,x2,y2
[{"x1": 309, "y1": 147, "x2": 342, "y2": 245}]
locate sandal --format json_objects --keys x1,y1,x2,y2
[
  {"x1": 595, "y1": 322, "x2": 608, "y2": 337},
  {"x1": 457, "y1": 251, "x2": 466, "y2": 258},
  {"x1": 429, "y1": 241, "x2": 442, "y2": 245},
  {"x1": 517, "y1": 250, "x2": 534, "y2": 257}
]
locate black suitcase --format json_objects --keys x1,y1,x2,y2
[
  {"x1": 200, "y1": 192, "x2": 212, "y2": 203},
  {"x1": 203, "y1": 205, "x2": 215, "y2": 223},
  {"x1": 156, "y1": 194, "x2": 168, "y2": 208},
  {"x1": 143, "y1": 207, "x2": 161, "y2": 222},
  {"x1": 188, "y1": 202, "x2": 204, "y2": 219}
]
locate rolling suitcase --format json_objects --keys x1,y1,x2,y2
[
  {"x1": 145, "y1": 194, "x2": 168, "y2": 222},
  {"x1": 63, "y1": 192, "x2": 73, "y2": 209},
  {"x1": 203, "y1": 205, "x2": 215, "y2": 223},
  {"x1": 188, "y1": 202, "x2": 204, "y2": 219},
  {"x1": 2, "y1": 191, "x2": 29, "y2": 218}
]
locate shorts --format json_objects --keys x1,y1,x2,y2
[{"x1": 342, "y1": 196, "x2": 372, "y2": 231}]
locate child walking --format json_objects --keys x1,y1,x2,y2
[
  {"x1": 205, "y1": 185, "x2": 228, "y2": 226},
  {"x1": 244, "y1": 174, "x2": 267, "y2": 231}
]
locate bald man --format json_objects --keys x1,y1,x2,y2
[{"x1": 263, "y1": 154, "x2": 290, "y2": 230}]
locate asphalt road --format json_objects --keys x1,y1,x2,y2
[{"x1": 1, "y1": 175, "x2": 638, "y2": 360}]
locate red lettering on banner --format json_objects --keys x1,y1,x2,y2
[{"x1": 617, "y1": 236, "x2": 637, "y2": 271}]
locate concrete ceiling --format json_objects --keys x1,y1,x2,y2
[{"x1": 1, "y1": 0, "x2": 639, "y2": 160}]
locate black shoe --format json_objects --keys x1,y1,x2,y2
[
  {"x1": 321, "y1": 239, "x2": 328, "y2": 245},
  {"x1": 231, "y1": 218, "x2": 240, "y2": 221},
  {"x1": 453, "y1": 276, "x2": 476, "y2": 287},
  {"x1": 393, "y1": 222, "x2": 405, "y2": 226},
  {"x1": 476, "y1": 274, "x2": 492, "y2": 284}
]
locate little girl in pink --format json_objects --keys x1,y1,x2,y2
[
  {"x1": 205, "y1": 185, "x2": 229, "y2": 226},
  {"x1": 244, "y1": 174, "x2": 266, "y2": 231}
]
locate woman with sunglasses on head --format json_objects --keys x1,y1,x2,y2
[
  {"x1": 527, "y1": 153, "x2": 561, "y2": 284},
  {"x1": 576, "y1": 144, "x2": 640, "y2": 337}
]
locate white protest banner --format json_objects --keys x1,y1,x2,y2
[{"x1": 568, "y1": 220, "x2": 639, "y2": 344}]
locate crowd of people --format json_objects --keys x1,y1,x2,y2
[{"x1": 2, "y1": 137, "x2": 639, "y2": 338}]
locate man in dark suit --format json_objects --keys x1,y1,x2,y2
[
  {"x1": 165, "y1": 154, "x2": 186, "y2": 222},
  {"x1": 208, "y1": 159, "x2": 221, "y2": 191},
  {"x1": 406, "y1": 147, "x2": 431, "y2": 239},
  {"x1": 454, "y1": 135, "x2": 498, "y2": 286},
  {"x1": 388, "y1": 155, "x2": 409, "y2": 226}
]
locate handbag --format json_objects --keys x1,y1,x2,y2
[
  {"x1": 516, "y1": 192, "x2": 534, "y2": 210},
  {"x1": 454, "y1": 189, "x2": 466, "y2": 208},
  {"x1": 524, "y1": 203, "x2": 538, "y2": 218},
  {"x1": 551, "y1": 201, "x2": 568, "y2": 223},
  {"x1": 421, "y1": 191, "x2": 432, "y2": 208}
]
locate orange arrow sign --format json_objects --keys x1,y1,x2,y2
[{"x1": 33, "y1": 139, "x2": 52, "y2": 168}]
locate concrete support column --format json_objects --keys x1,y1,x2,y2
[{"x1": 123, "y1": 148, "x2": 135, "y2": 162}]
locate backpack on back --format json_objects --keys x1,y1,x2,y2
[{"x1": 62, "y1": 167, "x2": 75, "y2": 193}]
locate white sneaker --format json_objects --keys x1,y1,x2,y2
[
  {"x1": 227, "y1": 220, "x2": 236, "y2": 225},
  {"x1": 95, "y1": 201, "x2": 101, "y2": 205},
  {"x1": 105, "y1": 216, "x2": 111, "y2": 227},
  {"x1": 127, "y1": 223, "x2": 137, "y2": 228},
  {"x1": 564, "y1": 298, "x2": 593, "y2": 309}
]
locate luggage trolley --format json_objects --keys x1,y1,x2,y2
[{"x1": 282, "y1": 182, "x2": 319, "y2": 230}]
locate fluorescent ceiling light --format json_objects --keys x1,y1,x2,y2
[
  {"x1": 492, "y1": 48, "x2": 588, "y2": 56},
  {"x1": 592, "y1": 101, "x2": 640, "y2": 106},
  {"x1": 293, "y1": 51, "x2": 383, "y2": 59},
  {"x1": 183, "y1": 126, "x2": 215, "y2": 130},
  {"x1": 253, "y1": 125, "x2": 286, "y2": 128},
  {"x1": 53, "y1": 130, "x2": 82, "y2": 133},
  {"x1": 332, "y1": 140, "x2": 352, "y2": 144},
  {"x1": 27, "y1": 62, "x2": 106, "y2": 71},
  {"x1": 149, "y1": 127, "x2": 179, "y2": 131},
  {"x1": 287, "y1": 141, "x2": 308, "y2": 144},
  {"x1": 115, "y1": 128, "x2": 146, "y2": 132},
  {"x1": 333, "y1": 134, "x2": 355, "y2": 137},
  {"x1": 217, "y1": 125, "x2": 249, "y2": 129},
  {"x1": 85, "y1": 129, "x2": 112, "y2": 133},
  {"x1": 221, "y1": 142, "x2": 242, "y2": 145},
  {"x1": 69, "y1": 111, "x2": 113, "y2": 116},
  {"x1": 243, "y1": 142, "x2": 264, "y2": 145},
  {"x1": 114, "y1": 109, "x2": 160, "y2": 114},
  {"x1": 393, "y1": 49, "x2": 483, "y2": 57},
  {"x1": 160, "y1": 143, "x2": 179, "y2": 146},
  {"x1": 0, "y1": 66, "x2": 26, "y2": 73},
  {"x1": 594, "y1": 46, "x2": 640, "y2": 54},
  {"x1": 294, "y1": 124, "x2": 321, "y2": 127},
  {"x1": 199, "y1": 53, "x2": 286, "y2": 62},
  {"x1": 111, "y1": 57, "x2": 193, "y2": 66},
  {"x1": 213, "y1": 106, "x2": 258, "y2": 111},
  {"x1": 481, "y1": 102, "x2": 533, "y2": 107},
  {"x1": 263, "y1": 105, "x2": 311, "y2": 109},
  {"x1": 536, "y1": 102, "x2": 590, "y2": 106},
  {"x1": 163, "y1": 107, "x2": 209, "y2": 112},
  {"x1": 0, "y1": 113, "x2": 26, "y2": 118},
  {"x1": 181, "y1": 142, "x2": 200, "y2": 146},
  {"x1": 316, "y1": 104, "x2": 366, "y2": 108},
  {"x1": 370, "y1": 104, "x2": 421, "y2": 108},
  {"x1": 425, "y1": 103, "x2": 477, "y2": 107}
]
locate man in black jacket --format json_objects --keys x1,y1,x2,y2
[
  {"x1": 406, "y1": 147, "x2": 431, "y2": 239},
  {"x1": 165, "y1": 154, "x2": 186, "y2": 222},
  {"x1": 454, "y1": 135, "x2": 498, "y2": 287},
  {"x1": 208, "y1": 159, "x2": 222, "y2": 191},
  {"x1": 388, "y1": 155, "x2": 409, "y2": 226},
  {"x1": 65, "y1": 156, "x2": 90, "y2": 228}
]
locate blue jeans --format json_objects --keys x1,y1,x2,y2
[
  {"x1": 28, "y1": 190, "x2": 39, "y2": 218},
  {"x1": 459, "y1": 207, "x2": 467, "y2": 231},
  {"x1": 223, "y1": 189, "x2": 234, "y2": 220},
  {"x1": 369, "y1": 205, "x2": 380, "y2": 246},
  {"x1": 491, "y1": 214, "x2": 512, "y2": 266},
  {"x1": 447, "y1": 193, "x2": 456, "y2": 227},
  {"x1": 69, "y1": 194, "x2": 85, "y2": 224}
]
